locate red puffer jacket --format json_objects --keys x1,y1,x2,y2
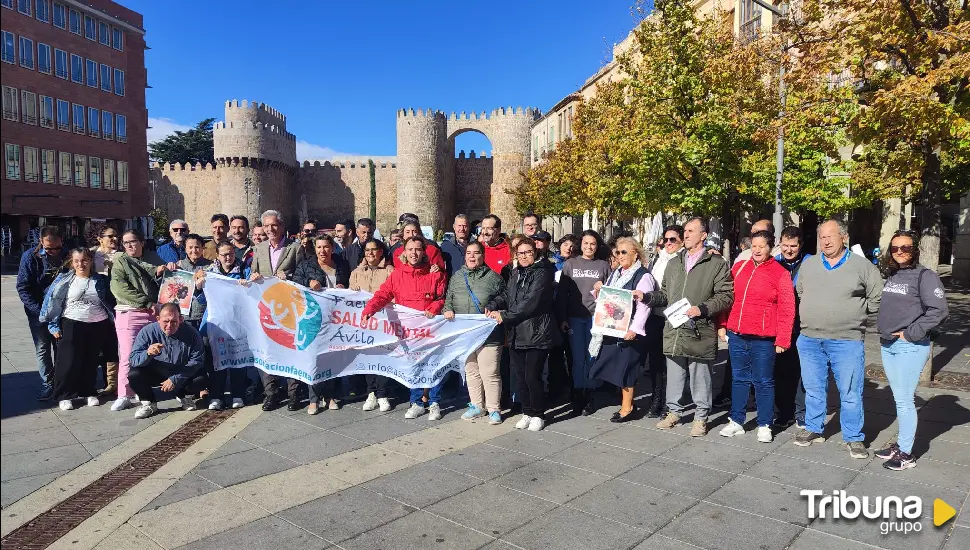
[
  {"x1": 361, "y1": 261, "x2": 446, "y2": 316},
  {"x1": 389, "y1": 241, "x2": 446, "y2": 271},
  {"x1": 725, "y1": 256, "x2": 796, "y2": 349},
  {"x1": 483, "y1": 239, "x2": 511, "y2": 274}
]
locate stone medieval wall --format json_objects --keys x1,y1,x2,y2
[
  {"x1": 454, "y1": 152, "x2": 492, "y2": 223},
  {"x1": 298, "y1": 160, "x2": 398, "y2": 233},
  {"x1": 152, "y1": 162, "x2": 219, "y2": 233}
]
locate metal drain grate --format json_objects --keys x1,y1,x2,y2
[{"x1": 1, "y1": 409, "x2": 236, "y2": 550}]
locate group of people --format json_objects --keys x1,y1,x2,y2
[{"x1": 16, "y1": 207, "x2": 948, "y2": 470}]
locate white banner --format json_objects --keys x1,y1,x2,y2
[{"x1": 203, "y1": 274, "x2": 496, "y2": 388}]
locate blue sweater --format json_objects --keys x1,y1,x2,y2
[
  {"x1": 130, "y1": 322, "x2": 205, "y2": 387},
  {"x1": 157, "y1": 242, "x2": 187, "y2": 264}
]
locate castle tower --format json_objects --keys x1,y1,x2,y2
[
  {"x1": 396, "y1": 108, "x2": 449, "y2": 229},
  {"x1": 477, "y1": 107, "x2": 539, "y2": 227},
  {"x1": 213, "y1": 100, "x2": 298, "y2": 227}
]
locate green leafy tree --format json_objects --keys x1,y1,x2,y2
[
  {"x1": 149, "y1": 208, "x2": 169, "y2": 240},
  {"x1": 368, "y1": 159, "x2": 377, "y2": 220},
  {"x1": 149, "y1": 118, "x2": 216, "y2": 166}
]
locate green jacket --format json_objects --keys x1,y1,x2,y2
[
  {"x1": 110, "y1": 251, "x2": 164, "y2": 309},
  {"x1": 443, "y1": 265, "x2": 505, "y2": 346},
  {"x1": 647, "y1": 248, "x2": 734, "y2": 361}
]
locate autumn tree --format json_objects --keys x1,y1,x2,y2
[{"x1": 789, "y1": 0, "x2": 969, "y2": 268}]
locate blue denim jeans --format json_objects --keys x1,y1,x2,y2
[
  {"x1": 881, "y1": 338, "x2": 931, "y2": 454},
  {"x1": 727, "y1": 332, "x2": 776, "y2": 426},
  {"x1": 27, "y1": 313, "x2": 55, "y2": 392},
  {"x1": 567, "y1": 317, "x2": 597, "y2": 390},
  {"x1": 409, "y1": 381, "x2": 443, "y2": 406},
  {"x1": 797, "y1": 335, "x2": 865, "y2": 442}
]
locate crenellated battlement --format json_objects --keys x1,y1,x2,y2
[
  {"x1": 300, "y1": 159, "x2": 397, "y2": 169},
  {"x1": 396, "y1": 108, "x2": 447, "y2": 120},
  {"x1": 224, "y1": 99, "x2": 288, "y2": 130},
  {"x1": 212, "y1": 121, "x2": 296, "y2": 142},
  {"x1": 446, "y1": 106, "x2": 541, "y2": 122},
  {"x1": 456, "y1": 150, "x2": 491, "y2": 159},
  {"x1": 153, "y1": 161, "x2": 217, "y2": 172}
]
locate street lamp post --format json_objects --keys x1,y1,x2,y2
[{"x1": 751, "y1": 0, "x2": 788, "y2": 241}]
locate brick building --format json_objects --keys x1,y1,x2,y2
[{"x1": 0, "y1": 0, "x2": 147, "y2": 255}]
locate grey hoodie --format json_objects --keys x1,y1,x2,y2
[{"x1": 877, "y1": 264, "x2": 949, "y2": 342}]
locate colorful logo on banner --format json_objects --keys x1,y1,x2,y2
[{"x1": 258, "y1": 282, "x2": 322, "y2": 350}]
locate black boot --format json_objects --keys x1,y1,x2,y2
[
  {"x1": 647, "y1": 390, "x2": 664, "y2": 418},
  {"x1": 261, "y1": 394, "x2": 279, "y2": 411},
  {"x1": 571, "y1": 388, "x2": 585, "y2": 415},
  {"x1": 582, "y1": 389, "x2": 595, "y2": 416}
]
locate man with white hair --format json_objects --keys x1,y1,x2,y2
[
  {"x1": 793, "y1": 218, "x2": 882, "y2": 459},
  {"x1": 249, "y1": 210, "x2": 299, "y2": 280},
  {"x1": 158, "y1": 219, "x2": 189, "y2": 263}
]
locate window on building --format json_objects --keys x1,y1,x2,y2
[
  {"x1": 1, "y1": 31, "x2": 13, "y2": 64},
  {"x1": 72, "y1": 103, "x2": 84, "y2": 133},
  {"x1": 70, "y1": 53, "x2": 82, "y2": 83},
  {"x1": 2, "y1": 86, "x2": 17, "y2": 121},
  {"x1": 533, "y1": 136, "x2": 538, "y2": 161},
  {"x1": 73, "y1": 154, "x2": 86, "y2": 186},
  {"x1": 58, "y1": 151, "x2": 70, "y2": 184},
  {"x1": 5, "y1": 144, "x2": 20, "y2": 180},
  {"x1": 113, "y1": 68, "x2": 124, "y2": 96},
  {"x1": 117, "y1": 160, "x2": 128, "y2": 191},
  {"x1": 1, "y1": 0, "x2": 12, "y2": 10},
  {"x1": 89, "y1": 156, "x2": 101, "y2": 188},
  {"x1": 52, "y1": 2, "x2": 65, "y2": 28},
  {"x1": 41, "y1": 149, "x2": 55, "y2": 183},
  {"x1": 69, "y1": 8, "x2": 80, "y2": 34},
  {"x1": 21, "y1": 90, "x2": 36, "y2": 124},
  {"x1": 98, "y1": 21, "x2": 108, "y2": 45},
  {"x1": 16, "y1": 0, "x2": 29, "y2": 16},
  {"x1": 88, "y1": 106, "x2": 99, "y2": 137},
  {"x1": 39, "y1": 94, "x2": 53, "y2": 127},
  {"x1": 102, "y1": 110, "x2": 112, "y2": 139},
  {"x1": 740, "y1": 0, "x2": 763, "y2": 42},
  {"x1": 111, "y1": 27, "x2": 122, "y2": 50},
  {"x1": 548, "y1": 126, "x2": 554, "y2": 145},
  {"x1": 37, "y1": 42, "x2": 50, "y2": 73},
  {"x1": 18, "y1": 36, "x2": 33, "y2": 69},
  {"x1": 557, "y1": 113, "x2": 563, "y2": 144},
  {"x1": 23, "y1": 146, "x2": 38, "y2": 182},
  {"x1": 83, "y1": 15, "x2": 95, "y2": 40},
  {"x1": 54, "y1": 48, "x2": 66, "y2": 78},
  {"x1": 100, "y1": 63, "x2": 111, "y2": 91},
  {"x1": 116, "y1": 114, "x2": 126, "y2": 142},
  {"x1": 85, "y1": 58, "x2": 97, "y2": 87},
  {"x1": 36, "y1": 0, "x2": 49, "y2": 22},
  {"x1": 103, "y1": 158, "x2": 114, "y2": 189},
  {"x1": 56, "y1": 98, "x2": 68, "y2": 130}
]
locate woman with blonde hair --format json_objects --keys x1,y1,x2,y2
[{"x1": 588, "y1": 237, "x2": 656, "y2": 422}]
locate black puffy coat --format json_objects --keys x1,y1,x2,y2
[
  {"x1": 293, "y1": 256, "x2": 351, "y2": 289},
  {"x1": 488, "y1": 261, "x2": 561, "y2": 350}
]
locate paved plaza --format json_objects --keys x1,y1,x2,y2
[{"x1": 1, "y1": 274, "x2": 969, "y2": 550}]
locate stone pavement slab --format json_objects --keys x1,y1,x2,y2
[
  {"x1": 426, "y1": 482, "x2": 558, "y2": 537},
  {"x1": 174, "y1": 515, "x2": 330, "y2": 550},
  {"x1": 339, "y1": 509, "x2": 493, "y2": 550},
  {"x1": 566, "y1": 478, "x2": 696, "y2": 533},
  {"x1": 657, "y1": 501, "x2": 803, "y2": 550},
  {"x1": 503, "y1": 505, "x2": 649, "y2": 550},
  {"x1": 277, "y1": 486, "x2": 413, "y2": 543}
]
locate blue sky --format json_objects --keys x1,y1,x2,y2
[{"x1": 132, "y1": 0, "x2": 646, "y2": 161}]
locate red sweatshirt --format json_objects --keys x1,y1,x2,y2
[
  {"x1": 725, "y1": 256, "x2": 796, "y2": 349},
  {"x1": 361, "y1": 261, "x2": 446, "y2": 316},
  {"x1": 389, "y1": 241, "x2": 446, "y2": 271},
  {"x1": 483, "y1": 239, "x2": 511, "y2": 274}
]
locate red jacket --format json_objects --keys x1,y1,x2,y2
[
  {"x1": 362, "y1": 261, "x2": 446, "y2": 316},
  {"x1": 389, "y1": 241, "x2": 446, "y2": 271},
  {"x1": 483, "y1": 239, "x2": 511, "y2": 274},
  {"x1": 725, "y1": 256, "x2": 796, "y2": 349}
]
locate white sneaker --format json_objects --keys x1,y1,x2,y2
[
  {"x1": 111, "y1": 396, "x2": 135, "y2": 411},
  {"x1": 515, "y1": 415, "x2": 532, "y2": 430},
  {"x1": 179, "y1": 397, "x2": 198, "y2": 411},
  {"x1": 59, "y1": 399, "x2": 74, "y2": 411},
  {"x1": 757, "y1": 425, "x2": 773, "y2": 443},
  {"x1": 231, "y1": 398, "x2": 244, "y2": 409},
  {"x1": 134, "y1": 402, "x2": 158, "y2": 419},
  {"x1": 719, "y1": 419, "x2": 745, "y2": 438},
  {"x1": 377, "y1": 397, "x2": 392, "y2": 412},
  {"x1": 87, "y1": 396, "x2": 100, "y2": 407},
  {"x1": 527, "y1": 417, "x2": 545, "y2": 432},
  {"x1": 428, "y1": 403, "x2": 442, "y2": 421},
  {"x1": 362, "y1": 392, "x2": 378, "y2": 411},
  {"x1": 208, "y1": 399, "x2": 223, "y2": 411},
  {"x1": 404, "y1": 403, "x2": 425, "y2": 419}
]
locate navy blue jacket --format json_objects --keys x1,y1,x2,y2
[
  {"x1": 440, "y1": 236, "x2": 468, "y2": 278},
  {"x1": 157, "y1": 242, "x2": 187, "y2": 264},
  {"x1": 17, "y1": 246, "x2": 63, "y2": 317}
]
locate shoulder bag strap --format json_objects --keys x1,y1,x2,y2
[{"x1": 463, "y1": 270, "x2": 484, "y2": 313}]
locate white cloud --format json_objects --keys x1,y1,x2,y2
[
  {"x1": 296, "y1": 140, "x2": 354, "y2": 162},
  {"x1": 147, "y1": 117, "x2": 192, "y2": 144}
]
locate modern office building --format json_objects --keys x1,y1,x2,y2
[{"x1": 1, "y1": 0, "x2": 147, "y2": 254}]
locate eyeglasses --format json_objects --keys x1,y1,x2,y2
[
  {"x1": 615, "y1": 250, "x2": 631, "y2": 256},
  {"x1": 890, "y1": 245, "x2": 914, "y2": 254},
  {"x1": 43, "y1": 246, "x2": 62, "y2": 252},
  {"x1": 516, "y1": 250, "x2": 534, "y2": 256},
  {"x1": 122, "y1": 240, "x2": 140, "y2": 247},
  {"x1": 302, "y1": 229, "x2": 314, "y2": 234},
  {"x1": 218, "y1": 251, "x2": 235, "y2": 258},
  {"x1": 171, "y1": 227, "x2": 188, "y2": 233},
  {"x1": 102, "y1": 233, "x2": 118, "y2": 239},
  {"x1": 664, "y1": 237, "x2": 680, "y2": 243}
]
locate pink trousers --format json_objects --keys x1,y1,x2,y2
[{"x1": 115, "y1": 310, "x2": 156, "y2": 399}]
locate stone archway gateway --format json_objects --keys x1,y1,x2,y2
[{"x1": 396, "y1": 107, "x2": 540, "y2": 230}]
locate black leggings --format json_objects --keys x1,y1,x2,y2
[
  {"x1": 510, "y1": 348, "x2": 550, "y2": 419},
  {"x1": 53, "y1": 318, "x2": 117, "y2": 401},
  {"x1": 366, "y1": 374, "x2": 390, "y2": 398},
  {"x1": 645, "y1": 315, "x2": 666, "y2": 398}
]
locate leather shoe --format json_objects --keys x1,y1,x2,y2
[
  {"x1": 286, "y1": 398, "x2": 302, "y2": 412},
  {"x1": 610, "y1": 407, "x2": 638, "y2": 423},
  {"x1": 261, "y1": 396, "x2": 278, "y2": 411}
]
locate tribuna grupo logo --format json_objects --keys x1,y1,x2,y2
[{"x1": 801, "y1": 490, "x2": 957, "y2": 535}]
